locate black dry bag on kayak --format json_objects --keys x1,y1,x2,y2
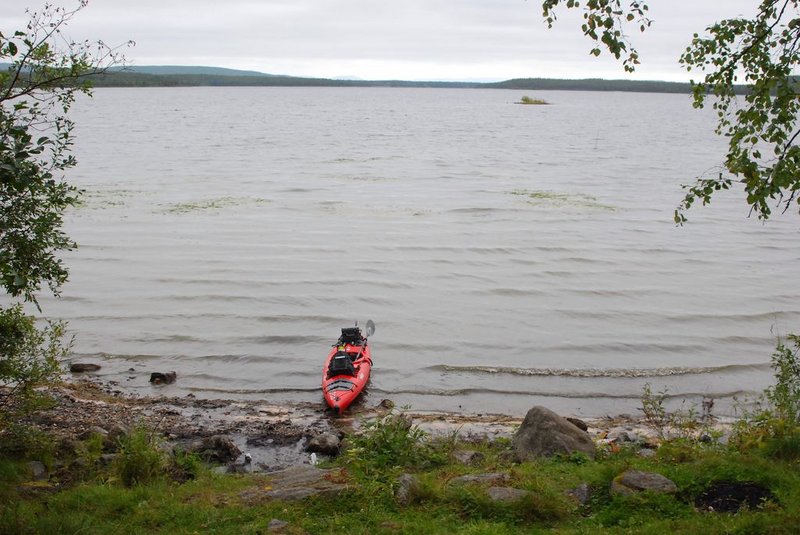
[
  {"x1": 328, "y1": 351, "x2": 356, "y2": 378},
  {"x1": 338, "y1": 327, "x2": 364, "y2": 345}
]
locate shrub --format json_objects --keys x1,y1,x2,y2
[
  {"x1": 733, "y1": 334, "x2": 800, "y2": 458},
  {"x1": 169, "y1": 449, "x2": 203, "y2": 482},
  {"x1": 0, "y1": 305, "x2": 70, "y2": 445},
  {"x1": 344, "y1": 411, "x2": 446, "y2": 480},
  {"x1": 112, "y1": 426, "x2": 166, "y2": 487},
  {"x1": 0, "y1": 423, "x2": 55, "y2": 465},
  {"x1": 766, "y1": 334, "x2": 800, "y2": 426},
  {"x1": 640, "y1": 383, "x2": 707, "y2": 442}
]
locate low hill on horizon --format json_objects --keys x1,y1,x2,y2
[
  {"x1": 3, "y1": 63, "x2": 745, "y2": 94},
  {"x1": 112, "y1": 65, "x2": 277, "y2": 77}
]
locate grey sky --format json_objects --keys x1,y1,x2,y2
[{"x1": 4, "y1": 1, "x2": 758, "y2": 82}]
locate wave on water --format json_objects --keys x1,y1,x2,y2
[
  {"x1": 370, "y1": 386, "x2": 756, "y2": 400},
  {"x1": 428, "y1": 362, "x2": 771, "y2": 378}
]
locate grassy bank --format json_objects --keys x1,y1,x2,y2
[
  {"x1": 2, "y1": 336, "x2": 799, "y2": 533},
  {"x1": 2, "y1": 412, "x2": 800, "y2": 534}
]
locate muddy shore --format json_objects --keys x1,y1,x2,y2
[{"x1": 14, "y1": 376, "x2": 697, "y2": 471}]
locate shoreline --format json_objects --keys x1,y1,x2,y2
[{"x1": 15, "y1": 376, "x2": 730, "y2": 472}]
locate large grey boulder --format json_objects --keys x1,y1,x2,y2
[
  {"x1": 305, "y1": 432, "x2": 341, "y2": 456},
  {"x1": 610, "y1": 469, "x2": 678, "y2": 496},
  {"x1": 512, "y1": 406, "x2": 596, "y2": 461}
]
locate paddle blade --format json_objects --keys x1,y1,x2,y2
[{"x1": 365, "y1": 319, "x2": 375, "y2": 337}]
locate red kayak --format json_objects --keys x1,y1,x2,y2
[{"x1": 322, "y1": 321, "x2": 375, "y2": 414}]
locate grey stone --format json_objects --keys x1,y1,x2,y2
[
  {"x1": 611, "y1": 469, "x2": 678, "y2": 496},
  {"x1": 305, "y1": 432, "x2": 341, "y2": 456},
  {"x1": 512, "y1": 406, "x2": 596, "y2": 461},
  {"x1": 486, "y1": 486, "x2": 530, "y2": 503},
  {"x1": 447, "y1": 472, "x2": 510, "y2": 487},
  {"x1": 188, "y1": 435, "x2": 241, "y2": 463},
  {"x1": 70, "y1": 363, "x2": 101, "y2": 373},
  {"x1": 149, "y1": 371, "x2": 177, "y2": 384},
  {"x1": 267, "y1": 518, "x2": 289, "y2": 532},
  {"x1": 607, "y1": 427, "x2": 643, "y2": 444},
  {"x1": 99, "y1": 454, "x2": 117, "y2": 466},
  {"x1": 566, "y1": 482, "x2": 592, "y2": 506},
  {"x1": 27, "y1": 461, "x2": 47, "y2": 481},
  {"x1": 566, "y1": 417, "x2": 588, "y2": 432},
  {"x1": 79, "y1": 426, "x2": 109, "y2": 441},
  {"x1": 395, "y1": 473, "x2": 418, "y2": 505},
  {"x1": 452, "y1": 449, "x2": 485, "y2": 466},
  {"x1": 638, "y1": 448, "x2": 657, "y2": 459}
]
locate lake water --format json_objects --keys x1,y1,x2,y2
[{"x1": 36, "y1": 87, "x2": 799, "y2": 417}]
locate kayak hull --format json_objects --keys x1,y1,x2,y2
[{"x1": 322, "y1": 342, "x2": 372, "y2": 414}]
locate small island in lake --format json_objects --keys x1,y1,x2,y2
[{"x1": 517, "y1": 95, "x2": 549, "y2": 105}]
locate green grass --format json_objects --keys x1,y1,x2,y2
[
  {"x1": 3, "y1": 410, "x2": 800, "y2": 534},
  {"x1": 2, "y1": 445, "x2": 800, "y2": 534}
]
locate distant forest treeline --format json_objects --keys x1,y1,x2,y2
[
  {"x1": 87, "y1": 71, "x2": 482, "y2": 89},
  {"x1": 1, "y1": 63, "x2": 749, "y2": 94},
  {"x1": 86, "y1": 66, "x2": 711, "y2": 93}
]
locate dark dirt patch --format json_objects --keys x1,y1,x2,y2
[{"x1": 695, "y1": 481, "x2": 778, "y2": 513}]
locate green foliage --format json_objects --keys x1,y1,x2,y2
[
  {"x1": 1, "y1": 3, "x2": 127, "y2": 304},
  {"x1": 169, "y1": 449, "x2": 204, "y2": 482},
  {"x1": 733, "y1": 334, "x2": 800, "y2": 459},
  {"x1": 112, "y1": 426, "x2": 167, "y2": 487},
  {"x1": 343, "y1": 412, "x2": 446, "y2": 481},
  {"x1": 540, "y1": 1, "x2": 800, "y2": 222},
  {"x1": 541, "y1": 0, "x2": 652, "y2": 73},
  {"x1": 517, "y1": 95, "x2": 548, "y2": 104},
  {"x1": 639, "y1": 383, "x2": 711, "y2": 443},
  {"x1": 0, "y1": 432, "x2": 799, "y2": 534},
  {"x1": 1, "y1": 1, "x2": 127, "y2": 445},
  {"x1": 766, "y1": 334, "x2": 800, "y2": 426},
  {"x1": 677, "y1": 0, "x2": 800, "y2": 222},
  {"x1": 0, "y1": 422, "x2": 55, "y2": 464},
  {"x1": 0, "y1": 304, "x2": 68, "y2": 432}
]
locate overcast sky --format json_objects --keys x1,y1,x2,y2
[{"x1": 3, "y1": 0, "x2": 758, "y2": 82}]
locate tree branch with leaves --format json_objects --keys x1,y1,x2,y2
[
  {"x1": 1, "y1": 1, "x2": 130, "y2": 433},
  {"x1": 539, "y1": 0, "x2": 800, "y2": 222},
  {"x1": 1, "y1": 1, "x2": 131, "y2": 304}
]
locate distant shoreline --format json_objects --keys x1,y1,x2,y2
[{"x1": 79, "y1": 66, "x2": 750, "y2": 95}]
